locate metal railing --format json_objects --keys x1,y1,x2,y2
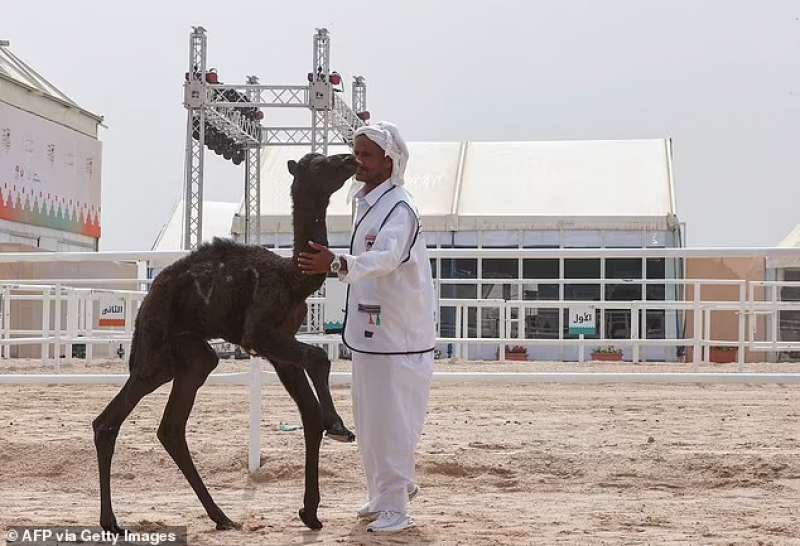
[
  {"x1": 5, "y1": 276, "x2": 800, "y2": 368},
  {"x1": 2, "y1": 247, "x2": 800, "y2": 472}
]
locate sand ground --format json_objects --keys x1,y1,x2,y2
[{"x1": 1, "y1": 358, "x2": 799, "y2": 545}]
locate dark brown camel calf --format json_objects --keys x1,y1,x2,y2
[{"x1": 92, "y1": 152, "x2": 357, "y2": 533}]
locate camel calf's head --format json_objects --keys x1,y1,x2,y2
[{"x1": 287, "y1": 153, "x2": 357, "y2": 206}]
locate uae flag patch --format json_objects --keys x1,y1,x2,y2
[{"x1": 357, "y1": 303, "x2": 382, "y2": 326}]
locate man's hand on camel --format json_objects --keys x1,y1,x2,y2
[{"x1": 298, "y1": 241, "x2": 334, "y2": 275}]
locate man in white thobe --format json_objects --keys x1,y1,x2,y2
[{"x1": 298, "y1": 121, "x2": 435, "y2": 533}]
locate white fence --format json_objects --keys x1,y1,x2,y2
[{"x1": 1, "y1": 247, "x2": 800, "y2": 471}]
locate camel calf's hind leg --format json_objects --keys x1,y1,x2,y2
[
  {"x1": 157, "y1": 334, "x2": 239, "y2": 530},
  {"x1": 93, "y1": 363, "x2": 171, "y2": 534}
]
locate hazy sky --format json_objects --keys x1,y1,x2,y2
[{"x1": 3, "y1": 0, "x2": 799, "y2": 250}]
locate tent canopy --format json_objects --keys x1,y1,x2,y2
[
  {"x1": 240, "y1": 138, "x2": 677, "y2": 235},
  {"x1": 152, "y1": 201, "x2": 239, "y2": 251},
  {"x1": 770, "y1": 224, "x2": 800, "y2": 269}
]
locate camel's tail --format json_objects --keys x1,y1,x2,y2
[{"x1": 127, "y1": 314, "x2": 141, "y2": 374}]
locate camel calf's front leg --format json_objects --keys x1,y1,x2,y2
[{"x1": 241, "y1": 325, "x2": 354, "y2": 442}]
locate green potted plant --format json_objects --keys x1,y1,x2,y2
[
  {"x1": 591, "y1": 345, "x2": 623, "y2": 362},
  {"x1": 709, "y1": 345, "x2": 737, "y2": 364},
  {"x1": 505, "y1": 345, "x2": 528, "y2": 361}
]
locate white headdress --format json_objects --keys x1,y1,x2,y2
[{"x1": 347, "y1": 121, "x2": 409, "y2": 201}]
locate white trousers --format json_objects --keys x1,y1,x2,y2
[{"x1": 351, "y1": 351, "x2": 433, "y2": 513}]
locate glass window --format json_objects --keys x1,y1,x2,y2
[
  {"x1": 606, "y1": 309, "x2": 632, "y2": 339},
  {"x1": 523, "y1": 283, "x2": 559, "y2": 300},
  {"x1": 441, "y1": 259, "x2": 478, "y2": 279},
  {"x1": 440, "y1": 284, "x2": 477, "y2": 299},
  {"x1": 429, "y1": 259, "x2": 437, "y2": 279},
  {"x1": 645, "y1": 259, "x2": 666, "y2": 301},
  {"x1": 483, "y1": 259, "x2": 518, "y2": 279},
  {"x1": 481, "y1": 308, "x2": 502, "y2": 338},
  {"x1": 785, "y1": 269, "x2": 800, "y2": 281},
  {"x1": 564, "y1": 259, "x2": 600, "y2": 301},
  {"x1": 606, "y1": 258, "x2": 642, "y2": 279},
  {"x1": 565, "y1": 259, "x2": 600, "y2": 278},
  {"x1": 646, "y1": 310, "x2": 666, "y2": 339},
  {"x1": 523, "y1": 259, "x2": 559, "y2": 279},
  {"x1": 438, "y1": 306, "x2": 481, "y2": 338},
  {"x1": 646, "y1": 258, "x2": 666, "y2": 278},
  {"x1": 482, "y1": 283, "x2": 520, "y2": 300},
  {"x1": 467, "y1": 307, "x2": 477, "y2": 337},
  {"x1": 646, "y1": 284, "x2": 666, "y2": 301},
  {"x1": 525, "y1": 308, "x2": 559, "y2": 339},
  {"x1": 605, "y1": 283, "x2": 643, "y2": 301},
  {"x1": 439, "y1": 307, "x2": 456, "y2": 337},
  {"x1": 782, "y1": 269, "x2": 800, "y2": 301},
  {"x1": 565, "y1": 284, "x2": 601, "y2": 301},
  {"x1": 779, "y1": 311, "x2": 800, "y2": 341}
]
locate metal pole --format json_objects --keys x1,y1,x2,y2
[
  {"x1": 738, "y1": 284, "x2": 746, "y2": 371},
  {"x1": 499, "y1": 301, "x2": 506, "y2": 362},
  {"x1": 182, "y1": 27, "x2": 207, "y2": 250},
  {"x1": 244, "y1": 76, "x2": 262, "y2": 246},
  {"x1": 54, "y1": 283, "x2": 61, "y2": 372},
  {"x1": 771, "y1": 284, "x2": 779, "y2": 353},
  {"x1": 310, "y1": 28, "x2": 332, "y2": 154},
  {"x1": 692, "y1": 283, "x2": 701, "y2": 370},
  {"x1": 631, "y1": 302, "x2": 640, "y2": 363},
  {"x1": 41, "y1": 287, "x2": 50, "y2": 362},
  {"x1": 352, "y1": 75, "x2": 367, "y2": 116},
  {"x1": 248, "y1": 358, "x2": 263, "y2": 472},
  {"x1": 66, "y1": 288, "x2": 77, "y2": 363},
  {"x1": 0, "y1": 287, "x2": 8, "y2": 358},
  {"x1": 244, "y1": 147, "x2": 261, "y2": 245},
  {"x1": 703, "y1": 307, "x2": 711, "y2": 364},
  {"x1": 85, "y1": 293, "x2": 94, "y2": 361}
]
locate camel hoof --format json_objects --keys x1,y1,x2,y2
[
  {"x1": 324, "y1": 421, "x2": 355, "y2": 443},
  {"x1": 215, "y1": 518, "x2": 241, "y2": 531},
  {"x1": 299, "y1": 508, "x2": 322, "y2": 530}
]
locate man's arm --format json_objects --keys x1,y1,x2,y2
[{"x1": 296, "y1": 205, "x2": 417, "y2": 282}]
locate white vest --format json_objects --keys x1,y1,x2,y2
[{"x1": 343, "y1": 185, "x2": 436, "y2": 355}]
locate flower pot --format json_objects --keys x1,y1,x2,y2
[
  {"x1": 591, "y1": 352, "x2": 623, "y2": 362},
  {"x1": 506, "y1": 352, "x2": 528, "y2": 361},
  {"x1": 710, "y1": 347, "x2": 737, "y2": 364}
]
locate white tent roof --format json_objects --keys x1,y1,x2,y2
[
  {"x1": 778, "y1": 224, "x2": 800, "y2": 248},
  {"x1": 152, "y1": 201, "x2": 239, "y2": 251},
  {"x1": 769, "y1": 224, "x2": 800, "y2": 269},
  {"x1": 238, "y1": 138, "x2": 677, "y2": 235}
]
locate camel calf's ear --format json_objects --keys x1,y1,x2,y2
[{"x1": 287, "y1": 160, "x2": 298, "y2": 175}]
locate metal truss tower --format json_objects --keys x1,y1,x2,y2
[
  {"x1": 182, "y1": 27, "x2": 208, "y2": 252},
  {"x1": 182, "y1": 26, "x2": 369, "y2": 250}
]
